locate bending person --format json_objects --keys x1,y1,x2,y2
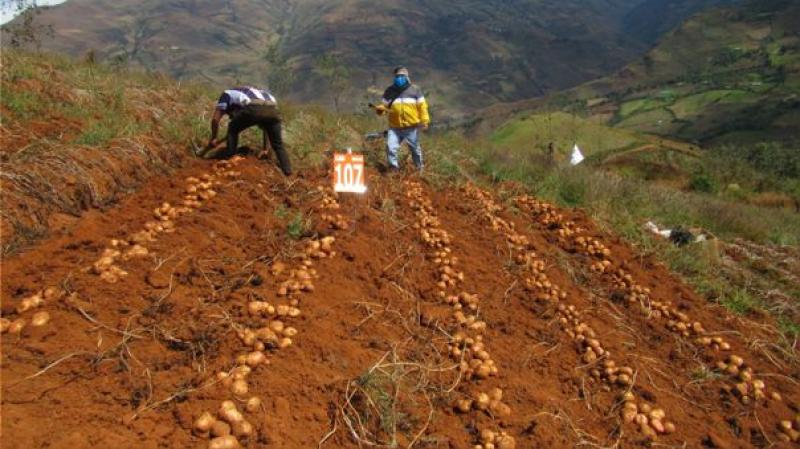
[{"x1": 206, "y1": 86, "x2": 291, "y2": 176}]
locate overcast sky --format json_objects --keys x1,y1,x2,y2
[{"x1": 1, "y1": 0, "x2": 68, "y2": 24}]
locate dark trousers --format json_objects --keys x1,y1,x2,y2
[{"x1": 218, "y1": 104, "x2": 292, "y2": 176}]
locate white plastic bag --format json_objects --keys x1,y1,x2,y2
[{"x1": 570, "y1": 144, "x2": 585, "y2": 166}]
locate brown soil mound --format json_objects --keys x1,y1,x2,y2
[{"x1": 1, "y1": 157, "x2": 798, "y2": 449}]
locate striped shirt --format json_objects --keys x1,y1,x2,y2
[{"x1": 216, "y1": 87, "x2": 277, "y2": 113}]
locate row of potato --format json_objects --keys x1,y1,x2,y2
[
  {"x1": 193, "y1": 184, "x2": 344, "y2": 448},
  {"x1": 404, "y1": 181, "x2": 515, "y2": 449},
  {"x1": 513, "y1": 194, "x2": 794, "y2": 440},
  {"x1": 463, "y1": 185, "x2": 677, "y2": 440},
  {"x1": 91, "y1": 157, "x2": 245, "y2": 284},
  {"x1": 2, "y1": 159, "x2": 246, "y2": 338}
]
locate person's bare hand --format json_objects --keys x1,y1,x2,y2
[{"x1": 419, "y1": 123, "x2": 429, "y2": 131}]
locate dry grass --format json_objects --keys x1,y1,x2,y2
[
  {"x1": 0, "y1": 50, "x2": 213, "y2": 254},
  {"x1": 0, "y1": 50, "x2": 366, "y2": 254}
]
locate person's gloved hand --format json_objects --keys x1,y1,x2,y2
[{"x1": 374, "y1": 104, "x2": 387, "y2": 116}]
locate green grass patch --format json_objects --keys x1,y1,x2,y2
[
  {"x1": 615, "y1": 108, "x2": 675, "y2": 133},
  {"x1": 286, "y1": 213, "x2": 308, "y2": 240},
  {"x1": 275, "y1": 206, "x2": 313, "y2": 240},
  {"x1": 490, "y1": 112, "x2": 642, "y2": 160},
  {"x1": 1, "y1": 89, "x2": 44, "y2": 117},
  {"x1": 720, "y1": 289, "x2": 759, "y2": 316},
  {"x1": 669, "y1": 90, "x2": 758, "y2": 119},
  {"x1": 618, "y1": 97, "x2": 671, "y2": 118},
  {"x1": 778, "y1": 318, "x2": 800, "y2": 339},
  {"x1": 74, "y1": 121, "x2": 118, "y2": 146}
]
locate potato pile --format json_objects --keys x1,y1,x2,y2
[
  {"x1": 449, "y1": 331, "x2": 497, "y2": 380},
  {"x1": 1, "y1": 287, "x2": 62, "y2": 335},
  {"x1": 619, "y1": 392, "x2": 676, "y2": 438},
  {"x1": 459, "y1": 185, "x2": 506, "y2": 232},
  {"x1": 464, "y1": 186, "x2": 570, "y2": 311},
  {"x1": 183, "y1": 177, "x2": 218, "y2": 208},
  {"x1": 514, "y1": 195, "x2": 569, "y2": 231},
  {"x1": 557, "y1": 305, "x2": 610, "y2": 363},
  {"x1": 319, "y1": 212, "x2": 349, "y2": 230},
  {"x1": 558, "y1": 285, "x2": 674, "y2": 432},
  {"x1": 317, "y1": 187, "x2": 341, "y2": 210},
  {"x1": 454, "y1": 388, "x2": 511, "y2": 417},
  {"x1": 193, "y1": 400, "x2": 256, "y2": 448},
  {"x1": 474, "y1": 428, "x2": 516, "y2": 449},
  {"x1": 273, "y1": 237, "x2": 335, "y2": 298},
  {"x1": 317, "y1": 186, "x2": 349, "y2": 230},
  {"x1": 716, "y1": 354, "x2": 780, "y2": 403},
  {"x1": 91, "y1": 157, "x2": 244, "y2": 283},
  {"x1": 445, "y1": 292, "x2": 478, "y2": 312},
  {"x1": 778, "y1": 416, "x2": 800, "y2": 442},
  {"x1": 436, "y1": 258, "x2": 465, "y2": 290},
  {"x1": 91, "y1": 247, "x2": 131, "y2": 283},
  {"x1": 238, "y1": 316, "x2": 298, "y2": 353},
  {"x1": 574, "y1": 236, "x2": 611, "y2": 258},
  {"x1": 406, "y1": 181, "x2": 514, "y2": 449}
]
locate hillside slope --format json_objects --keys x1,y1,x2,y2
[
  {"x1": 2, "y1": 49, "x2": 800, "y2": 449},
  {"x1": 3, "y1": 147, "x2": 800, "y2": 449},
  {"x1": 2, "y1": 0, "x2": 734, "y2": 115},
  {"x1": 475, "y1": 0, "x2": 800, "y2": 144}
]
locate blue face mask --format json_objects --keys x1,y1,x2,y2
[{"x1": 394, "y1": 75, "x2": 409, "y2": 88}]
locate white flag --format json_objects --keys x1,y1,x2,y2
[{"x1": 570, "y1": 144, "x2": 585, "y2": 166}]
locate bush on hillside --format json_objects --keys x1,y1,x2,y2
[
  {"x1": 689, "y1": 171, "x2": 718, "y2": 193},
  {"x1": 713, "y1": 142, "x2": 799, "y2": 179}
]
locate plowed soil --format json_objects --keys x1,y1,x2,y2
[{"x1": 1, "y1": 156, "x2": 798, "y2": 449}]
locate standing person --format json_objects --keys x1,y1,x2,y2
[
  {"x1": 373, "y1": 67, "x2": 430, "y2": 172},
  {"x1": 206, "y1": 86, "x2": 292, "y2": 176}
]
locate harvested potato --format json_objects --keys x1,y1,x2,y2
[
  {"x1": 245, "y1": 396, "x2": 262, "y2": 413},
  {"x1": 231, "y1": 379, "x2": 249, "y2": 397},
  {"x1": 232, "y1": 420, "x2": 254, "y2": 438},
  {"x1": 208, "y1": 435, "x2": 240, "y2": 449},
  {"x1": 245, "y1": 351, "x2": 266, "y2": 367},
  {"x1": 0, "y1": 317, "x2": 10, "y2": 333},
  {"x1": 8, "y1": 319, "x2": 26, "y2": 334},
  {"x1": 31, "y1": 311, "x2": 51, "y2": 327},
  {"x1": 211, "y1": 420, "x2": 231, "y2": 437},
  {"x1": 194, "y1": 412, "x2": 216, "y2": 434},
  {"x1": 219, "y1": 401, "x2": 244, "y2": 424}
]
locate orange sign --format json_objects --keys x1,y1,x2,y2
[{"x1": 333, "y1": 152, "x2": 367, "y2": 193}]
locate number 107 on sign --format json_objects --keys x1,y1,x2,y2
[{"x1": 333, "y1": 153, "x2": 367, "y2": 194}]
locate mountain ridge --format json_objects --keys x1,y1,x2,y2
[
  {"x1": 471, "y1": 0, "x2": 800, "y2": 144},
  {"x1": 2, "y1": 0, "x2": 736, "y2": 115}
]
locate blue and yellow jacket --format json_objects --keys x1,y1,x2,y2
[{"x1": 376, "y1": 84, "x2": 430, "y2": 129}]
